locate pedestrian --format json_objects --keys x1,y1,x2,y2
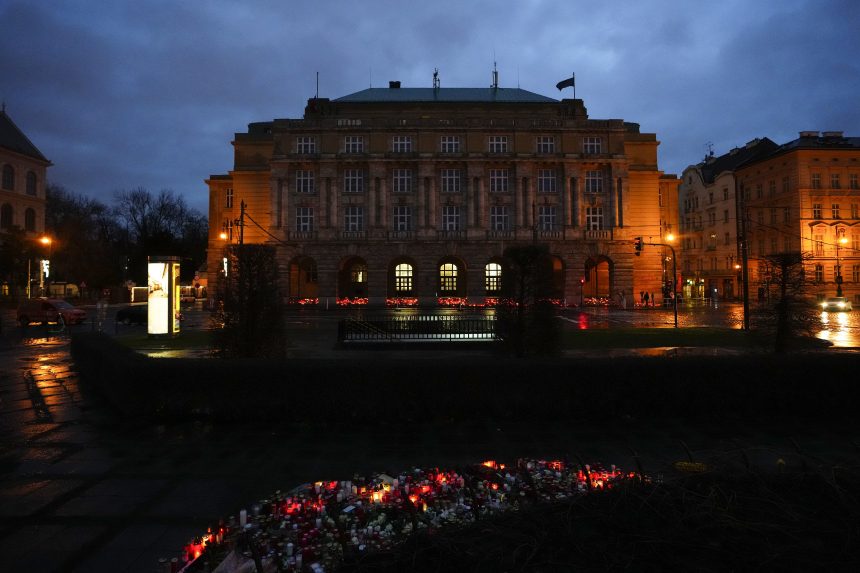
[
  {"x1": 644, "y1": 291, "x2": 650, "y2": 306},
  {"x1": 639, "y1": 291, "x2": 644, "y2": 305}
]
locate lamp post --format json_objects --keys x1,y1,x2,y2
[
  {"x1": 39, "y1": 236, "x2": 52, "y2": 296},
  {"x1": 648, "y1": 234, "x2": 678, "y2": 328},
  {"x1": 836, "y1": 234, "x2": 848, "y2": 297}
]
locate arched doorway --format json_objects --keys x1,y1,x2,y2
[
  {"x1": 583, "y1": 256, "x2": 612, "y2": 299},
  {"x1": 338, "y1": 256, "x2": 368, "y2": 298},
  {"x1": 289, "y1": 256, "x2": 318, "y2": 300}
]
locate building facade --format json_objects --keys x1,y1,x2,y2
[
  {"x1": 207, "y1": 83, "x2": 675, "y2": 306},
  {"x1": 0, "y1": 108, "x2": 50, "y2": 237},
  {"x1": 736, "y1": 131, "x2": 860, "y2": 305},
  {"x1": 678, "y1": 138, "x2": 777, "y2": 300}
]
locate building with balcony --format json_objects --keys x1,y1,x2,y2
[
  {"x1": 736, "y1": 131, "x2": 860, "y2": 305},
  {"x1": 206, "y1": 80, "x2": 676, "y2": 306},
  {"x1": 678, "y1": 138, "x2": 777, "y2": 300}
]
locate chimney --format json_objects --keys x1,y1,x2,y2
[
  {"x1": 822, "y1": 131, "x2": 844, "y2": 138},
  {"x1": 389, "y1": 81, "x2": 401, "y2": 89},
  {"x1": 799, "y1": 131, "x2": 819, "y2": 138}
]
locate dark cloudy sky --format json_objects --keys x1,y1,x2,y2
[{"x1": 3, "y1": 0, "x2": 859, "y2": 215}]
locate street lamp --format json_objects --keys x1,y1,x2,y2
[
  {"x1": 39, "y1": 236, "x2": 52, "y2": 296},
  {"x1": 836, "y1": 233, "x2": 848, "y2": 297}
]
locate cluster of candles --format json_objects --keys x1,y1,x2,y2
[
  {"x1": 287, "y1": 297, "x2": 320, "y2": 306},
  {"x1": 177, "y1": 458, "x2": 639, "y2": 573},
  {"x1": 335, "y1": 297, "x2": 369, "y2": 306},
  {"x1": 385, "y1": 297, "x2": 419, "y2": 307}
]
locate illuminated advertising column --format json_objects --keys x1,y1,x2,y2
[{"x1": 148, "y1": 256, "x2": 181, "y2": 337}]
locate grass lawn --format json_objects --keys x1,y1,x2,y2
[
  {"x1": 561, "y1": 327, "x2": 771, "y2": 349},
  {"x1": 114, "y1": 329, "x2": 215, "y2": 353}
]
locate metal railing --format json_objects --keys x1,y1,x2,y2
[{"x1": 338, "y1": 315, "x2": 497, "y2": 343}]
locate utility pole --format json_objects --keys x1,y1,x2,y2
[{"x1": 735, "y1": 180, "x2": 750, "y2": 330}]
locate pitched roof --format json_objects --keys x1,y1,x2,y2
[
  {"x1": 698, "y1": 138, "x2": 778, "y2": 184},
  {"x1": 334, "y1": 87, "x2": 558, "y2": 104},
  {"x1": 0, "y1": 109, "x2": 49, "y2": 162}
]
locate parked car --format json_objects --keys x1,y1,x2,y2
[
  {"x1": 820, "y1": 297, "x2": 853, "y2": 312},
  {"x1": 17, "y1": 298, "x2": 87, "y2": 326},
  {"x1": 115, "y1": 304, "x2": 148, "y2": 325}
]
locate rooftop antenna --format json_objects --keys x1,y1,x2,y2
[
  {"x1": 369, "y1": 67, "x2": 372, "y2": 88},
  {"x1": 492, "y1": 61, "x2": 499, "y2": 89},
  {"x1": 517, "y1": 64, "x2": 520, "y2": 88},
  {"x1": 705, "y1": 141, "x2": 714, "y2": 159},
  {"x1": 433, "y1": 68, "x2": 440, "y2": 89},
  {"x1": 315, "y1": 72, "x2": 319, "y2": 99}
]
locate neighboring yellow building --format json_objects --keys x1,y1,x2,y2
[
  {"x1": 207, "y1": 80, "x2": 673, "y2": 306},
  {"x1": 0, "y1": 107, "x2": 50, "y2": 236},
  {"x1": 736, "y1": 131, "x2": 860, "y2": 304}
]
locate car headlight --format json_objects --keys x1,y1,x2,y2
[
  {"x1": 838, "y1": 302, "x2": 846, "y2": 308},
  {"x1": 821, "y1": 302, "x2": 828, "y2": 309}
]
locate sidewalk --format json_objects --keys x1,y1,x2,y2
[{"x1": 2, "y1": 332, "x2": 859, "y2": 571}]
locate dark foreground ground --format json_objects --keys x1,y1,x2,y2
[{"x1": 2, "y1": 330, "x2": 860, "y2": 571}]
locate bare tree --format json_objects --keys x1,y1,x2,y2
[{"x1": 754, "y1": 252, "x2": 822, "y2": 352}]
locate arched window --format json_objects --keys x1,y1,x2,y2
[
  {"x1": 26, "y1": 172, "x2": 37, "y2": 196},
  {"x1": 2, "y1": 165, "x2": 14, "y2": 190},
  {"x1": 395, "y1": 263, "x2": 413, "y2": 293},
  {"x1": 350, "y1": 262, "x2": 367, "y2": 284},
  {"x1": 485, "y1": 262, "x2": 502, "y2": 294},
  {"x1": 0, "y1": 203, "x2": 12, "y2": 229},
  {"x1": 439, "y1": 263, "x2": 458, "y2": 292},
  {"x1": 24, "y1": 208, "x2": 36, "y2": 231}
]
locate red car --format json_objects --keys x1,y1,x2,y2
[{"x1": 16, "y1": 298, "x2": 87, "y2": 326}]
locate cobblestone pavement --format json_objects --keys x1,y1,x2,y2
[{"x1": 1, "y1": 324, "x2": 859, "y2": 571}]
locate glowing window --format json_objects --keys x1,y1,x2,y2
[
  {"x1": 485, "y1": 263, "x2": 502, "y2": 293},
  {"x1": 395, "y1": 263, "x2": 413, "y2": 293},
  {"x1": 439, "y1": 263, "x2": 458, "y2": 292},
  {"x1": 351, "y1": 263, "x2": 367, "y2": 284}
]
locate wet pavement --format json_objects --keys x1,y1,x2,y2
[{"x1": 1, "y1": 306, "x2": 860, "y2": 571}]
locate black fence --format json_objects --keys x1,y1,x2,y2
[{"x1": 338, "y1": 315, "x2": 498, "y2": 343}]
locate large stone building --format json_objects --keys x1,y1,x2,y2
[
  {"x1": 735, "y1": 131, "x2": 860, "y2": 304},
  {"x1": 0, "y1": 107, "x2": 50, "y2": 237},
  {"x1": 207, "y1": 81, "x2": 677, "y2": 306}
]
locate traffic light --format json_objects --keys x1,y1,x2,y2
[{"x1": 634, "y1": 237, "x2": 643, "y2": 256}]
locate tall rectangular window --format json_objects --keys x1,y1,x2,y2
[
  {"x1": 538, "y1": 206, "x2": 556, "y2": 230},
  {"x1": 831, "y1": 173, "x2": 841, "y2": 189},
  {"x1": 724, "y1": 209, "x2": 729, "y2": 223},
  {"x1": 488, "y1": 136, "x2": 508, "y2": 153},
  {"x1": 724, "y1": 232, "x2": 731, "y2": 245},
  {"x1": 583, "y1": 137, "x2": 602, "y2": 154},
  {"x1": 392, "y1": 169, "x2": 412, "y2": 193},
  {"x1": 344, "y1": 135, "x2": 364, "y2": 153},
  {"x1": 296, "y1": 170, "x2": 315, "y2": 193},
  {"x1": 585, "y1": 207, "x2": 603, "y2": 230},
  {"x1": 852, "y1": 204, "x2": 859, "y2": 219},
  {"x1": 538, "y1": 169, "x2": 557, "y2": 193},
  {"x1": 442, "y1": 205, "x2": 460, "y2": 230},
  {"x1": 585, "y1": 170, "x2": 602, "y2": 193},
  {"x1": 782, "y1": 177, "x2": 790, "y2": 193},
  {"x1": 343, "y1": 169, "x2": 364, "y2": 193},
  {"x1": 440, "y1": 136, "x2": 460, "y2": 153},
  {"x1": 489, "y1": 169, "x2": 509, "y2": 192},
  {"x1": 296, "y1": 136, "x2": 316, "y2": 154},
  {"x1": 345, "y1": 206, "x2": 364, "y2": 231},
  {"x1": 832, "y1": 203, "x2": 841, "y2": 219},
  {"x1": 813, "y1": 203, "x2": 822, "y2": 219},
  {"x1": 755, "y1": 184, "x2": 763, "y2": 199},
  {"x1": 441, "y1": 169, "x2": 461, "y2": 193},
  {"x1": 392, "y1": 135, "x2": 412, "y2": 153},
  {"x1": 768, "y1": 180, "x2": 776, "y2": 197},
  {"x1": 393, "y1": 206, "x2": 412, "y2": 231},
  {"x1": 783, "y1": 207, "x2": 791, "y2": 223},
  {"x1": 296, "y1": 207, "x2": 314, "y2": 231},
  {"x1": 490, "y1": 205, "x2": 509, "y2": 230},
  {"x1": 850, "y1": 174, "x2": 859, "y2": 189},
  {"x1": 811, "y1": 173, "x2": 821, "y2": 189},
  {"x1": 769, "y1": 208, "x2": 777, "y2": 225},
  {"x1": 853, "y1": 264, "x2": 860, "y2": 283},
  {"x1": 225, "y1": 187, "x2": 233, "y2": 208},
  {"x1": 814, "y1": 235, "x2": 824, "y2": 256},
  {"x1": 814, "y1": 264, "x2": 823, "y2": 283},
  {"x1": 536, "y1": 136, "x2": 555, "y2": 154}
]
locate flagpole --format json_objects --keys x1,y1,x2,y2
[{"x1": 573, "y1": 73, "x2": 575, "y2": 99}]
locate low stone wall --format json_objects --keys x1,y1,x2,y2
[{"x1": 71, "y1": 332, "x2": 859, "y2": 425}]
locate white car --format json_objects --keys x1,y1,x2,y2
[{"x1": 820, "y1": 297, "x2": 853, "y2": 312}]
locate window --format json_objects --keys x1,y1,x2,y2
[
  {"x1": 225, "y1": 187, "x2": 233, "y2": 208},
  {"x1": 489, "y1": 169, "x2": 509, "y2": 192},
  {"x1": 350, "y1": 263, "x2": 367, "y2": 284},
  {"x1": 813, "y1": 203, "x2": 822, "y2": 219},
  {"x1": 585, "y1": 170, "x2": 602, "y2": 193},
  {"x1": 769, "y1": 208, "x2": 777, "y2": 225},
  {"x1": 538, "y1": 205, "x2": 556, "y2": 230},
  {"x1": 536, "y1": 136, "x2": 555, "y2": 154},
  {"x1": 852, "y1": 204, "x2": 859, "y2": 219},
  {"x1": 782, "y1": 177, "x2": 790, "y2": 193},
  {"x1": 724, "y1": 209, "x2": 729, "y2": 223},
  {"x1": 392, "y1": 135, "x2": 412, "y2": 153},
  {"x1": 393, "y1": 206, "x2": 412, "y2": 231},
  {"x1": 24, "y1": 208, "x2": 36, "y2": 232},
  {"x1": 296, "y1": 136, "x2": 316, "y2": 154},
  {"x1": 0, "y1": 203, "x2": 12, "y2": 228},
  {"x1": 585, "y1": 207, "x2": 603, "y2": 230},
  {"x1": 296, "y1": 171, "x2": 315, "y2": 193},
  {"x1": 831, "y1": 173, "x2": 841, "y2": 189},
  {"x1": 784, "y1": 236, "x2": 792, "y2": 252},
  {"x1": 441, "y1": 169, "x2": 461, "y2": 193},
  {"x1": 488, "y1": 136, "x2": 508, "y2": 153},
  {"x1": 770, "y1": 237, "x2": 778, "y2": 254},
  {"x1": 814, "y1": 264, "x2": 823, "y2": 283},
  {"x1": 814, "y1": 234, "x2": 824, "y2": 256},
  {"x1": 485, "y1": 263, "x2": 502, "y2": 294},
  {"x1": 337, "y1": 119, "x2": 362, "y2": 127},
  {"x1": 439, "y1": 263, "x2": 458, "y2": 292},
  {"x1": 723, "y1": 188, "x2": 729, "y2": 200},
  {"x1": 296, "y1": 207, "x2": 314, "y2": 231},
  {"x1": 709, "y1": 212, "x2": 716, "y2": 226},
  {"x1": 345, "y1": 206, "x2": 364, "y2": 231},
  {"x1": 853, "y1": 264, "x2": 860, "y2": 283},
  {"x1": 811, "y1": 173, "x2": 821, "y2": 189},
  {"x1": 344, "y1": 135, "x2": 364, "y2": 153},
  {"x1": 724, "y1": 232, "x2": 731, "y2": 245},
  {"x1": 490, "y1": 205, "x2": 509, "y2": 230},
  {"x1": 783, "y1": 207, "x2": 791, "y2": 224},
  {"x1": 708, "y1": 191, "x2": 714, "y2": 204},
  {"x1": 2, "y1": 165, "x2": 13, "y2": 190},
  {"x1": 26, "y1": 172, "x2": 37, "y2": 196},
  {"x1": 850, "y1": 174, "x2": 859, "y2": 189},
  {"x1": 395, "y1": 263, "x2": 413, "y2": 293},
  {"x1": 440, "y1": 136, "x2": 461, "y2": 153},
  {"x1": 755, "y1": 184, "x2": 763, "y2": 199},
  {"x1": 343, "y1": 169, "x2": 364, "y2": 193},
  {"x1": 832, "y1": 204, "x2": 840, "y2": 219},
  {"x1": 583, "y1": 137, "x2": 602, "y2": 154},
  {"x1": 757, "y1": 210, "x2": 764, "y2": 226},
  {"x1": 768, "y1": 180, "x2": 776, "y2": 197},
  {"x1": 537, "y1": 169, "x2": 557, "y2": 193},
  {"x1": 442, "y1": 205, "x2": 460, "y2": 230},
  {"x1": 392, "y1": 169, "x2": 412, "y2": 193}
]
